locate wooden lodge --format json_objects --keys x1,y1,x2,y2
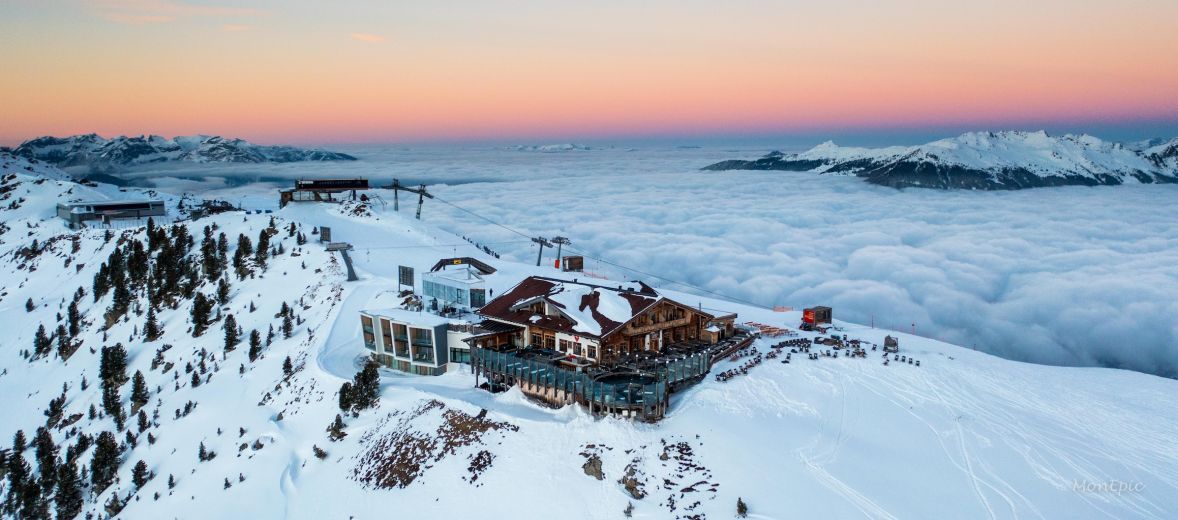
[
  {"x1": 466, "y1": 276, "x2": 748, "y2": 421},
  {"x1": 469, "y1": 276, "x2": 736, "y2": 365}
]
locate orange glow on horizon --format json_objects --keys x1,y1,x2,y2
[{"x1": 2, "y1": 1, "x2": 1177, "y2": 145}]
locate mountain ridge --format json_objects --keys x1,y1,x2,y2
[
  {"x1": 703, "y1": 130, "x2": 1178, "y2": 189},
  {"x1": 7, "y1": 133, "x2": 357, "y2": 172}
]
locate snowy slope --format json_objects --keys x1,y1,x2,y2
[
  {"x1": 1, "y1": 170, "x2": 1176, "y2": 519},
  {"x1": 703, "y1": 131, "x2": 1178, "y2": 189},
  {"x1": 9, "y1": 134, "x2": 356, "y2": 172}
]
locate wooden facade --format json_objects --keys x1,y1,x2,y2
[
  {"x1": 472, "y1": 276, "x2": 727, "y2": 368},
  {"x1": 597, "y1": 299, "x2": 710, "y2": 365}
]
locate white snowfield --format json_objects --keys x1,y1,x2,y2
[{"x1": 1, "y1": 162, "x2": 1176, "y2": 520}]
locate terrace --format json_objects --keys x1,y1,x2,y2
[{"x1": 467, "y1": 333, "x2": 754, "y2": 421}]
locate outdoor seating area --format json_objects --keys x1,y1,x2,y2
[
  {"x1": 743, "y1": 321, "x2": 798, "y2": 338},
  {"x1": 714, "y1": 344, "x2": 763, "y2": 383}
]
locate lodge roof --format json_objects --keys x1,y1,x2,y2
[{"x1": 477, "y1": 276, "x2": 706, "y2": 340}]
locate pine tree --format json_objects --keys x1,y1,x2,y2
[
  {"x1": 233, "y1": 234, "x2": 253, "y2": 279},
  {"x1": 107, "y1": 279, "x2": 132, "y2": 323},
  {"x1": 25, "y1": 297, "x2": 35, "y2": 312},
  {"x1": 282, "y1": 311, "x2": 293, "y2": 339},
  {"x1": 350, "y1": 359, "x2": 381, "y2": 411},
  {"x1": 201, "y1": 226, "x2": 220, "y2": 280},
  {"x1": 138, "y1": 410, "x2": 149, "y2": 434},
  {"x1": 132, "y1": 460, "x2": 150, "y2": 489},
  {"x1": 736, "y1": 497, "x2": 748, "y2": 518},
  {"x1": 217, "y1": 278, "x2": 230, "y2": 305},
  {"x1": 248, "y1": 330, "x2": 261, "y2": 362},
  {"x1": 223, "y1": 314, "x2": 239, "y2": 351},
  {"x1": 100, "y1": 344, "x2": 129, "y2": 386},
  {"x1": 266, "y1": 324, "x2": 274, "y2": 346},
  {"x1": 55, "y1": 324, "x2": 69, "y2": 357},
  {"x1": 90, "y1": 431, "x2": 119, "y2": 492},
  {"x1": 327, "y1": 414, "x2": 347, "y2": 441},
  {"x1": 67, "y1": 300, "x2": 81, "y2": 337},
  {"x1": 144, "y1": 305, "x2": 161, "y2": 341},
  {"x1": 198, "y1": 442, "x2": 210, "y2": 462},
  {"x1": 191, "y1": 293, "x2": 213, "y2": 337},
  {"x1": 93, "y1": 263, "x2": 111, "y2": 301},
  {"x1": 130, "y1": 371, "x2": 150, "y2": 410},
  {"x1": 217, "y1": 233, "x2": 229, "y2": 270},
  {"x1": 45, "y1": 392, "x2": 66, "y2": 428},
  {"x1": 3, "y1": 449, "x2": 30, "y2": 515},
  {"x1": 191, "y1": 371, "x2": 201, "y2": 388},
  {"x1": 33, "y1": 324, "x2": 51, "y2": 357},
  {"x1": 255, "y1": 229, "x2": 271, "y2": 269},
  {"x1": 33, "y1": 427, "x2": 57, "y2": 491},
  {"x1": 101, "y1": 383, "x2": 122, "y2": 427},
  {"x1": 282, "y1": 356, "x2": 293, "y2": 377},
  {"x1": 55, "y1": 460, "x2": 83, "y2": 520},
  {"x1": 338, "y1": 382, "x2": 353, "y2": 411}
]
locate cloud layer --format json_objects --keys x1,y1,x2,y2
[{"x1": 124, "y1": 145, "x2": 1178, "y2": 377}]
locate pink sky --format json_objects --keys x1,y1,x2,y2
[{"x1": 2, "y1": 1, "x2": 1177, "y2": 145}]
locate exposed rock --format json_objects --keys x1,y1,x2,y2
[{"x1": 582, "y1": 455, "x2": 604, "y2": 481}]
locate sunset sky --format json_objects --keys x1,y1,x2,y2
[{"x1": 2, "y1": 0, "x2": 1177, "y2": 146}]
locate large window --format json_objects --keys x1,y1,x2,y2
[
  {"x1": 411, "y1": 328, "x2": 432, "y2": 345},
  {"x1": 450, "y1": 347, "x2": 470, "y2": 364},
  {"x1": 470, "y1": 288, "x2": 486, "y2": 308},
  {"x1": 379, "y1": 319, "x2": 393, "y2": 349},
  {"x1": 362, "y1": 316, "x2": 375, "y2": 350},
  {"x1": 559, "y1": 339, "x2": 570, "y2": 353},
  {"x1": 413, "y1": 341, "x2": 435, "y2": 363},
  {"x1": 587, "y1": 345, "x2": 596, "y2": 359},
  {"x1": 423, "y1": 280, "x2": 468, "y2": 306}
]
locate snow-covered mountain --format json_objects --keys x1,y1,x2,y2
[
  {"x1": 7, "y1": 134, "x2": 356, "y2": 172},
  {"x1": 510, "y1": 143, "x2": 593, "y2": 152},
  {"x1": 703, "y1": 131, "x2": 1178, "y2": 189},
  {"x1": 1, "y1": 163, "x2": 1176, "y2": 519}
]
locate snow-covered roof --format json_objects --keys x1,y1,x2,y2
[
  {"x1": 59, "y1": 199, "x2": 162, "y2": 207},
  {"x1": 478, "y1": 276, "x2": 689, "y2": 339}
]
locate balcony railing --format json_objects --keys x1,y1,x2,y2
[{"x1": 628, "y1": 317, "x2": 690, "y2": 335}]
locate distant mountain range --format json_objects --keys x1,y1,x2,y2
[
  {"x1": 703, "y1": 131, "x2": 1178, "y2": 189},
  {"x1": 4, "y1": 134, "x2": 356, "y2": 172}
]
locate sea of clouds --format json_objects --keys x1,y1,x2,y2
[{"x1": 124, "y1": 145, "x2": 1178, "y2": 377}]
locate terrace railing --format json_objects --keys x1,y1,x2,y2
[{"x1": 471, "y1": 345, "x2": 711, "y2": 421}]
